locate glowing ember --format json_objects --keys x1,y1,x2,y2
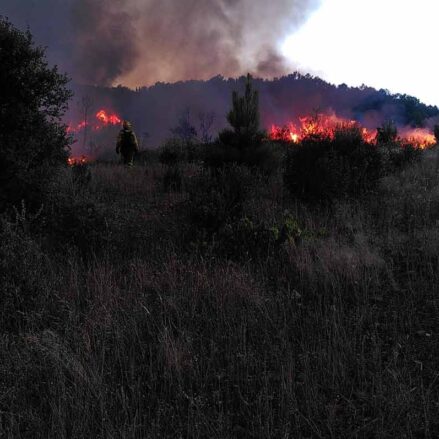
[
  {"x1": 67, "y1": 155, "x2": 89, "y2": 166},
  {"x1": 66, "y1": 120, "x2": 89, "y2": 133}
]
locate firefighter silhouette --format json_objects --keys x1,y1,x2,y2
[{"x1": 116, "y1": 120, "x2": 139, "y2": 166}]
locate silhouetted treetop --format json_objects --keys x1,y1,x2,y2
[{"x1": 0, "y1": 17, "x2": 72, "y2": 211}]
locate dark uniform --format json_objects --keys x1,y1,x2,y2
[{"x1": 116, "y1": 121, "x2": 139, "y2": 166}]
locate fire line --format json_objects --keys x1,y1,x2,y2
[{"x1": 269, "y1": 113, "x2": 435, "y2": 149}]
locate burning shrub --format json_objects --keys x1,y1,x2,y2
[
  {"x1": 0, "y1": 18, "x2": 72, "y2": 213},
  {"x1": 270, "y1": 113, "x2": 376, "y2": 145},
  {"x1": 284, "y1": 124, "x2": 381, "y2": 201}
]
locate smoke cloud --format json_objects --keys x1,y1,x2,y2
[
  {"x1": 1, "y1": 0, "x2": 320, "y2": 86},
  {"x1": 70, "y1": 0, "x2": 140, "y2": 85}
]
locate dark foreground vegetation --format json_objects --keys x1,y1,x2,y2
[
  {"x1": 3, "y1": 147, "x2": 439, "y2": 438},
  {"x1": 3, "y1": 17, "x2": 439, "y2": 439}
]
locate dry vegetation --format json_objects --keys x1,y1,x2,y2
[
  {"x1": 3, "y1": 16, "x2": 439, "y2": 438},
  {"x1": 2, "y1": 151, "x2": 439, "y2": 438}
]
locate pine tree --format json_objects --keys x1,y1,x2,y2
[
  {"x1": 227, "y1": 73, "x2": 260, "y2": 137},
  {"x1": 218, "y1": 74, "x2": 265, "y2": 152},
  {"x1": 208, "y1": 74, "x2": 279, "y2": 173}
]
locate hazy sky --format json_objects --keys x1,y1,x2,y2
[
  {"x1": 1, "y1": 0, "x2": 319, "y2": 86},
  {"x1": 2, "y1": 0, "x2": 438, "y2": 105},
  {"x1": 282, "y1": 0, "x2": 439, "y2": 105}
]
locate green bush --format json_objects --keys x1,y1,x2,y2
[
  {"x1": 186, "y1": 165, "x2": 312, "y2": 259},
  {"x1": 284, "y1": 125, "x2": 382, "y2": 201},
  {"x1": 214, "y1": 212, "x2": 310, "y2": 260},
  {"x1": 0, "y1": 18, "x2": 72, "y2": 212},
  {"x1": 187, "y1": 165, "x2": 253, "y2": 236}
]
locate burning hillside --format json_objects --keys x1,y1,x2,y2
[
  {"x1": 66, "y1": 109, "x2": 122, "y2": 164},
  {"x1": 270, "y1": 114, "x2": 375, "y2": 144},
  {"x1": 269, "y1": 113, "x2": 437, "y2": 148},
  {"x1": 67, "y1": 74, "x2": 439, "y2": 148},
  {"x1": 67, "y1": 109, "x2": 122, "y2": 133},
  {"x1": 400, "y1": 128, "x2": 436, "y2": 149}
]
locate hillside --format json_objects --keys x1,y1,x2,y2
[{"x1": 68, "y1": 73, "x2": 439, "y2": 150}]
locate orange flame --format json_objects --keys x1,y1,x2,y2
[
  {"x1": 67, "y1": 155, "x2": 89, "y2": 166},
  {"x1": 96, "y1": 110, "x2": 121, "y2": 125},
  {"x1": 270, "y1": 114, "x2": 376, "y2": 144},
  {"x1": 66, "y1": 109, "x2": 122, "y2": 133},
  {"x1": 269, "y1": 114, "x2": 436, "y2": 148},
  {"x1": 400, "y1": 128, "x2": 436, "y2": 149}
]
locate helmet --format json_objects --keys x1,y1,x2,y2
[{"x1": 123, "y1": 120, "x2": 132, "y2": 130}]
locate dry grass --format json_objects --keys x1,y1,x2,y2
[{"x1": 1, "y1": 153, "x2": 439, "y2": 438}]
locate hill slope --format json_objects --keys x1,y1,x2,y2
[{"x1": 67, "y1": 73, "x2": 439, "y2": 150}]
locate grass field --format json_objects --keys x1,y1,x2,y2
[{"x1": 2, "y1": 150, "x2": 439, "y2": 438}]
